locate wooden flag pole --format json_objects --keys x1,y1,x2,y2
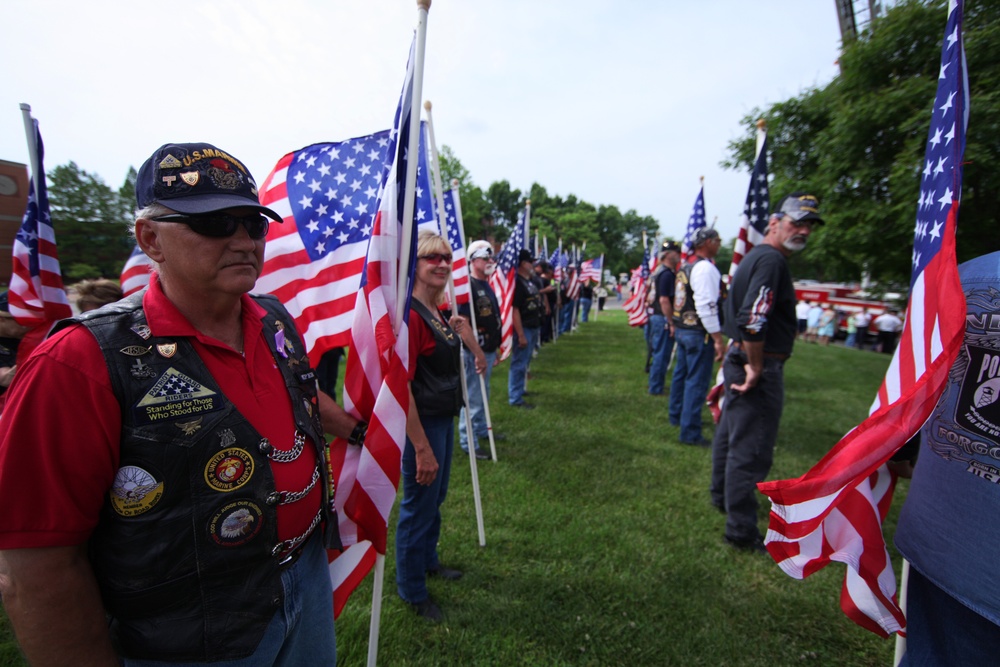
[
  {"x1": 451, "y1": 178, "x2": 499, "y2": 463},
  {"x1": 424, "y1": 101, "x2": 487, "y2": 548},
  {"x1": 371, "y1": 3, "x2": 431, "y2": 666}
]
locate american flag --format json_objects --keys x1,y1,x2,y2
[
  {"x1": 729, "y1": 135, "x2": 770, "y2": 278},
  {"x1": 580, "y1": 255, "x2": 603, "y2": 284},
  {"x1": 624, "y1": 245, "x2": 651, "y2": 327},
  {"x1": 681, "y1": 185, "x2": 707, "y2": 264},
  {"x1": 8, "y1": 118, "x2": 72, "y2": 328},
  {"x1": 550, "y1": 248, "x2": 565, "y2": 281},
  {"x1": 256, "y1": 122, "x2": 434, "y2": 366},
  {"x1": 488, "y1": 207, "x2": 527, "y2": 361},
  {"x1": 758, "y1": 0, "x2": 969, "y2": 637},
  {"x1": 326, "y1": 39, "x2": 419, "y2": 619},
  {"x1": 566, "y1": 248, "x2": 582, "y2": 301},
  {"x1": 432, "y1": 188, "x2": 469, "y2": 305},
  {"x1": 120, "y1": 245, "x2": 153, "y2": 297}
]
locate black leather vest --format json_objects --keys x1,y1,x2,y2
[
  {"x1": 410, "y1": 300, "x2": 462, "y2": 417},
  {"x1": 53, "y1": 292, "x2": 340, "y2": 661},
  {"x1": 469, "y1": 277, "x2": 501, "y2": 353},
  {"x1": 672, "y1": 260, "x2": 726, "y2": 332}
]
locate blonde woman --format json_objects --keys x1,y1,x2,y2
[{"x1": 396, "y1": 231, "x2": 485, "y2": 622}]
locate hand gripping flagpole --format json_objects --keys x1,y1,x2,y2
[
  {"x1": 452, "y1": 177, "x2": 500, "y2": 462},
  {"x1": 370, "y1": 3, "x2": 431, "y2": 666},
  {"x1": 424, "y1": 101, "x2": 487, "y2": 548}
]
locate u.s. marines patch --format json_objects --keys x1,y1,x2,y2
[
  {"x1": 133, "y1": 367, "x2": 222, "y2": 424},
  {"x1": 204, "y1": 448, "x2": 254, "y2": 492},
  {"x1": 110, "y1": 465, "x2": 164, "y2": 517}
]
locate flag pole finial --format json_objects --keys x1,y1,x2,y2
[
  {"x1": 700, "y1": 175, "x2": 704, "y2": 184},
  {"x1": 417, "y1": 0, "x2": 431, "y2": 9},
  {"x1": 423, "y1": 100, "x2": 432, "y2": 111},
  {"x1": 756, "y1": 118, "x2": 767, "y2": 131}
]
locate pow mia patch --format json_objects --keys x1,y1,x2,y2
[
  {"x1": 204, "y1": 448, "x2": 254, "y2": 492},
  {"x1": 956, "y1": 345, "x2": 1000, "y2": 441},
  {"x1": 209, "y1": 500, "x2": 264, "y2": 547},
  {"x1": 110, "y1": 465, "x2": 164, "y2": 517},
  {"x1": 133, "y1": 367, "x2": 221, "y2": 424}
]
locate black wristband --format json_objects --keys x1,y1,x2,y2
[{"x1": 348, "y1": 421, "x2": 368, "y2": 447}]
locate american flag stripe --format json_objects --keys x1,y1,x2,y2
[
  {"x1": 9, "y1": 117, "x2": 72, "y2": 327},
  {"x1": 759, "y1": 2, "x2": 967, "y2": 636},
  {"x1": 327, "y1": 37, "x2": 418, "y2": 619},
  {"x1": 120, "y1": 245, "x2": 153, "y2": 297}
]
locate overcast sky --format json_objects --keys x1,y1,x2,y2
[{"x1": 1, "y1": 0, "x2": 844, "y2": 244}]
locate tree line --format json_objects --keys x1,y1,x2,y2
[{"x1": 725, "y1": 0, "x2": 998, "y2": 290}]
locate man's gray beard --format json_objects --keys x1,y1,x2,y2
[
  {"x1": 783, "y1": 237, "x2": 808, "y2": 253},
  {"x1": 483, "y1": 265, "x2": 497, "y2": 276}
]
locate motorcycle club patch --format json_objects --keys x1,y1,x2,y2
[
  {"x1": 131, "y1": 325, "x2": 152, "y2": 340},
  {"x1": 133, "y1": 367, "x2": 221, "y2": 424},
  {"x1": 204, "y1": 448, "x2": 254, "y2": 492},
  {"x1": 209, "y1": 500, "x2": 264, "y2": 547},
  {"x1": 110, "y1": 465, "x2": 164, "y2": 517}
]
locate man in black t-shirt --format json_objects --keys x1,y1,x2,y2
[
  {"x1": 458, "y1": 241, "x2": 503, "y2": 458},
  {"x1": 648, "y1": 241, "x2": 681, "y2": 395},
  {"x1": 710, "y1": 192, "x2": 823, "y2": 553},
  {"x1": 509, "y1": 249, "x2": 542, "y2": 408}
]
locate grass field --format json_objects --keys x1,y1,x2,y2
[{"x1": 0, "y1": 309, "x2": 906, "y2": 666}]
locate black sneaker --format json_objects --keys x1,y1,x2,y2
[
  {"x1": 427, "y1": 565, "x2": 463, "y2": 580},
  {"x1": 724, "y1": 535, "x2": 768, "y2": 555},
  {"x1": 474, "y1": 447, "x2": 491, "y2": 461},
  {"x1": 407, "y1": 598, "x2": 444, "y2": 623}
]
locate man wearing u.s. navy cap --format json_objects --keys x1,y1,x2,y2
[{"x1": 0, "y1": 142, "x2": 362, "y2": 665}]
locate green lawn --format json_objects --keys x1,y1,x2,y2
[{"x1": 1, "y1": 310, "x2": 904, "y2": 666}]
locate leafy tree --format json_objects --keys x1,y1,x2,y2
[
  {"x1": 724, "y1": 0, "x2": 998, "y2": 287},
  {"x1": 47, "y1": 162, "x2": 134, "y2": 280}
]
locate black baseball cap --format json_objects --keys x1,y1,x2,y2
[
  {"x1": 774, "y1": 192, "x2": 824, "y2": 225},
  {"x1": 518, "y1": 249, "x2": 535, "y2": 264},
  {"x1": 691, "y1": 228, "x2": 720, "y2": 247},
  {"x1": 136, "y1": 142, "x2": 282, "y2": 221},
  {"x1": 660, "y1": 240, "x2": 681, "y2": 256}
]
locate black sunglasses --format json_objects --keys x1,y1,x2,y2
[{"x1": 151, "y1": 213, "x2": 270, "y2": 240}]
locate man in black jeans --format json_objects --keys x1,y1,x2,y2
[{"x1": 710, "y1": 192, "x2": 824, "y2": 553}]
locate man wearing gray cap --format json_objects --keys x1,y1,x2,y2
[
  {"x1": 669, "y1": 227, "x2": 726, "y2": 445},
  {"x1": 0, "y1": 142, "x2": 361, "y2": 665},
  {"x1": 709, "y1": 192, "x2": 823, "y2": 553}
]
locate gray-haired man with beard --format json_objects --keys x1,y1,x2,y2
[{"x1": 709, "y1": 192, "x2": 823, "y2": 553}]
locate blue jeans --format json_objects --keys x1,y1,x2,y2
[
  {"x1": 396, "y1": 414, "x2": 454, "y2": 604},
  {"x1": 123, "y1": 533, "x2": 336, "y2": 667},
  {"x1": 647, "y1": 314, "x2": 674, "y2": 394},
  {"x1": 579, "y1": 298, "x2": 593, "y2": 322},
  {"x1": 668, "y1": 329, "x2": 715, "y2": 442},
  {"x1": 899, "y1": 568, "x2": 1000, "y2": 666},
  {"x1": 558, "y1": 301, "x2": 574, "y2": 333},
  {"x1": 459, "y1": 349, "x2": 496, "y2": 450},
  {"x1": 508, "y1": 328, "x2": 539, "y2": 405}
]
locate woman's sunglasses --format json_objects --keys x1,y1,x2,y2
[
  {"x1": 418, "y1": 253, "x2": 453, "y2": 265},
  {"x1": 151, "y1": 213, "x2": 270, "y2": 240}
]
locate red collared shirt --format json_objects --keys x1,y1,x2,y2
[{"x1": 0, "y1": 275, "x2": 320, "y2": 549}]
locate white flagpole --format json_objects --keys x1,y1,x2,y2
[
  {"x1": 893, "y1": 560, "x2": 910, "y2": 666},
  {"x1": 424, "y1": 101, "x2": 487, "y2": 547},
  {"x1": 523, "y1": 200, "x2": 531, "y2": 249},
  {"x1": 451, "y1": 178, "x2": 499, "y2": 463},
  {"x1": 593, "y1": 253, "x2": 604, "y2": 322},
  {"x1": 19, "y1": 104, "x2": 41, "y2": 202},
  {"x1": 371, "y1": 3, "x2": 431, "y2": 666}
]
